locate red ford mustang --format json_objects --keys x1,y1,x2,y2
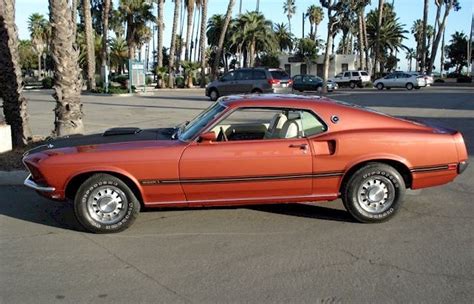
[{"x1": 23, "y1": 95, "x2": 469, "y2": 233}]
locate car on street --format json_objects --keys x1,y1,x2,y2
[
  {"x1": 23, "y1": 94, "x2": 468, "y2": 233},
  {"x1": 291, "y1": 74, "x2": 338, "y2": 92},
  {"x1": 205, "y1": 68, "x2": 292, "y2": 101},
  {"x1": 332, "y1": 70, "x2": 371, "y2": 88},
  {"x1": 394, "y1": 71, "x2": 434, "y2": 86},
  {"x1": 374, "y1": 73, "x2": 427, "y2": 90}
]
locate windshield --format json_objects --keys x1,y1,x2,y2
[{"x1": 179, "y1": 102, "x2": 227, "y2": 141}]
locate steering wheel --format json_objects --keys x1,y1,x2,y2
[{"x1": 220, "y1": 126, "x2": 228, "y2": 141}]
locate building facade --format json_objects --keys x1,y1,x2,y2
[{"x1": 278, "y1": 54, "x2": 359, "y2": 78}]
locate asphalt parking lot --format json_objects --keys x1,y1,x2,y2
[{"x1": 1, "y1": 87, "x2": 473, "y2": 303}]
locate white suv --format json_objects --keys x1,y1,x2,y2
[{"x1": 332, "y1": 70, "x2": 371, "y2": 89}]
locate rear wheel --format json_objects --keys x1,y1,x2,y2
[
  {"x1": 406, "y1": 83, "x2": 414, "y2": 90},
  {"x1": 209, "y1": 88, "x2": 219, "y2": 101},
  {"x1": 341, "y1": 163, "x2": 406, "y2": 223},
  {"x1": 349, "y1": 81, "x2": 356, "y2": 89},
  {"x1": 74, "y1": 173, "x2": 140, "y2": 233},
  {"x1": 376, "y1": 83, "x2": 384, "y2": 90}
]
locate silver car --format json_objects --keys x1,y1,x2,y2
[
  {"x1": 205, "y1": 68, "x2": 292, "y2": 101},
  {"x1": 374, "y1": 73, "x2": 427, "y2": 90}
]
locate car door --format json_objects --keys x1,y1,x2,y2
[
  {"x1": 292, "y1": 75, "x2": 303, "y2": 91},
  {"x1": 233, "y1": 69, "x2": 254, "y2": 94},
  {"x1": 218, "y1": 71, "x2": 236, "y2": 95},
  {"x1": 179, "y1": 107, "x2": 313, "y2": 203}
]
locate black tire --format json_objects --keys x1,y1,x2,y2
[
  {"x1": 349, "y1": 81, "x2": 356, "y2": 89},
  {"x1": 414, "y1": 86, "x2": 421, "y2": 90},
  {"x1": 376, "y1": 83, "x2": 384, "y2": 90},
  {"x1": 209, "y1": 88, "x2": 219, "y2": 101},
  {"x1": 341, "y1": 163, "x2": 406, "y2": 223},
  {"x1": 251, "y1": 88, "x2": 262, "y2": 94},
  {"x1": 406, "y1": 83, "x2": 414, "y2": 90},
  {"x1": 386, "y1": 87, "x2": 391, "y2": 90},
  {"x1": 74, "y1": 173, "x2": 140, "y2": 233}
]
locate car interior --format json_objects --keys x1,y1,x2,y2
[{"x1": 210, "y1": 108, "x2": 326, "y2": 142}]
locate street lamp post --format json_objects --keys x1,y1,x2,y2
[{"x1": 42, "y1": 52, "x2": 47, "y2": 78}]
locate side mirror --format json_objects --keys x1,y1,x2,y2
[{"x1": 199, "y1": 131, "x2": 216, "y2": 143}]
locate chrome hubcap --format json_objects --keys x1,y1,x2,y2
[
  {"x1": 87, "y1": 186, "x2": 127, "y2": 224},
  {"x1": 357, "y1": 178, "x2": 392, "y2": 213},
  {"x1": 210, "y1": 91, "x2": 217, "y2": 99}
]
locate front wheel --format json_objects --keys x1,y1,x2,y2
[
  {"x1": 209, "y1": 88, "x2": 219, "y2": 101},
  {"x1": 376, "y1": 83, "x2": 384, "y2": 90},
  {"x1": 74, "y1": 173, "x2": 140, "y2": 233},
  {"x1": 341, "y1": 163, "x2": 406, "y2": 223}
]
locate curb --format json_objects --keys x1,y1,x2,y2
[{"x1": 0, "y1": 170, "x2": 28, "y2": 186}]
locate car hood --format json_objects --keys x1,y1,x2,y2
[{"x1": 26, "y1": 127, "x2": 176, "y2": 155}]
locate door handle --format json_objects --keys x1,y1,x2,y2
[{"x1": 289, "y1": 143, "x2": 308, "y2": 150}]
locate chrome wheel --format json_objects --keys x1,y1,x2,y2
[
  {"x1": 87, "y1": 186, "x2": 127, "y2": 225},
  {"x1": 357, "y1": 178, "x2": 394, "y2": 214}
]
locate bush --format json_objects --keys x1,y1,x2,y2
[
  {"x1": 111, "y1": 74, "x2": 129, "y2": 87},
  {"x1": 434, "y1": 79, "x2": 445, "y2": 83},
  {"x1": 42, "y1": 77, "x2": 53, "y2": 89},
  {"x1": 145, "y1": 76, "x2": 153, "y2": 85},
  {"x1": 457, "y1": 75, "x2": 472, "y2": 83},
  {"x1": 446, "y1": 72, "x2": 461, "y2": 78},
  {"x1": 175, "y1": 76, "x2": 185, "y2": 88}
]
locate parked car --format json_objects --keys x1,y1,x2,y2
[
  {"x1": 292, "y1": 74, "x2": 338, "y2": 92},
  {"x1": 205, "y1": 68, "x2": 292, "y2": 101},
  {"x1": 374, "y1": 73, "x2": 427, "y2": 90},
  {"x1": 332, "y1": 70, "x2": 371, "y2": 88},
  {"x1": 23, "y1": 95, "x2": 468, "y2": 233}
]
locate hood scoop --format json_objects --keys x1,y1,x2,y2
[{"x1": 103, "y1": 127, "x2": 142, "y2": 136}]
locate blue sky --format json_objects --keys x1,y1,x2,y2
[{"x1": 15, "y1": 0, "x2": 473, "y2": 71}]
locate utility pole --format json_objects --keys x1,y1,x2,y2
[
  {"x1": 302, "y1": 12, "x2": 305, "y2": 39},
  {"x1": 239, "y1": 0, "x2": 242, "y2": 14},
  {"x1": 256, "y1": 0, "x2": 260, "y2": 12}
]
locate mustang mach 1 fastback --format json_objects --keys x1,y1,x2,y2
[{"x1": 23, "y1": 95, "x2": 469, "y2": 233}]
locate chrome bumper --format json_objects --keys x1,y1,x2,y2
[{"x1": 24, "y1": 174, "x2": 56, "y2": 192}]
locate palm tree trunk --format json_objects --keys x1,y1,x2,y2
[
  {"x1": 428, "y1": 1, "x2": 453, "y2": 75},
  {"x1": 249, "y1": 39, "x2": 256, "y2": 67},
  {"x1": 373, "y1": 0, "x2": 384, "y2": 76},
  {"x1": 362, "y1": 15, "x2": 370, "y2": 72},
  {"x1": 169, "y1": 0, "x2": 181, "y2": 88},
  {"x1": 194, "y1": 6, "x2": 201, "y2": 62},
  {"x1": 184, "y1": 1, "x2": 194, "y2": 61},
  {"x1": 101, "y1": 0, "x2": 110, "y2": 67},
  {"x1": 421, "y1": 0, "x2": 429, "y2": 73},
  {"x1": 83, "y1": 0, "x2": 96, "y2": 91},
  {"x1": 288, "y1": 17, "x2": 292, "y2": 36},
  {"x1": 358, "y1": 11, "x2": 364, "y2": 70},
  {"x1": 212, "y1": 0, "x2": 235, "y2": 80},
  {"x1": 49, "y1": 0, "x2": 84, "y2": 136},
  {"x1": 37, "y1": 53, "x2": 42, "y2": 78},
  {"x1": 439, "y1": 31, "x2": 445, "y2": 75},
  {"x1": 199, "y1": 0, "x2": 208, "y2": 88},
  {"x1": 322, "y1": 2, "x2": 335, "y2": 94},
  {"x1": 126, "y1": 15, "x2": 135, "y2": 59},
  {"x1": 157, "y1": 0, "x2": 164, "y2": 68},
  {"x1": 71, "y1": 0, "x2": 77, "y2": 38},
  {"x1": 0, "y1": 0, "x2": 32, "y2": 146}
]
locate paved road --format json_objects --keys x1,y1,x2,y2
[{"x1": 1, "y1": 88, "x2": 473, "y2": 303}]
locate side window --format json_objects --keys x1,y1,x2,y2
[
  {"x1": 300, "y1": 111, "x2": 327, "y2": 136},
  {"x1": 253, "y1": 70, "x2": 267, "y2": 80},
  {"x1": 351, "y1": 72, "x2": 359, "y2": 77},
  {"x1": 235, "y1": 70, "x2": 252, "y2": 80},
  {"x1": 344, "y1": 72, "x2": 350, "y2": 77},
  {"x1": 293, "y1": 75, "x2": 302, "y2": 82},
  {"x1": 221, "y1": 72, "x2": 234, "y2": 81}
]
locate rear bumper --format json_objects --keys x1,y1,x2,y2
[
  {"x1": 458, "y1": 161, "x2": 469, "y2": 174},
  {"x1": 24, "y1": 174, "x2": 55, "y2": 192}
]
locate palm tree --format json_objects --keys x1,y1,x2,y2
[
  {"x1": 110, "y1": 36, "x2": 128, "y2": 74},
  {"x1": 354, "y1": 0, "x2": 370, "y2": 70},
  {"x1": 199, "y1": 0, "x2": 208, "y2": 87},
  {"x1": 184, "y1": 0, "x2": 195, "y2": 61},
  {"x1": 405, "y1": 48, "x2": 415, "y2": 71},
  {"x1": 420, "y1": 0, "x2": 429, "y2": 73},
  {"x1": 181, "y1": 60, "x2": 200, "y2": 87},
  {"x1": 306, "y1": 5, "x2": 324, "y2": 41},
  {"x1": 156, "y1": 0, "x2": 164, "y2": 68},
  {"x1": 0, "y1": 0, "x2": 32, "y2": 146},
  {"x1": 373, "y1": 0, "x2": 384, "y2": 76},
  {"x1": 211, "y1": 0, "x2": 235, "y2": 80},
  {"x1": 48, "y1": 0, "x2": 84, "y2": 135},
  {"x1": 83, "y1": 0, "x2": 96, "y2": 91},
  {"x1": 283, "y1": 0, "x2": 296, "y2": 35},
  {"x1": 101, "y1": 0, "x2": 111, "y2": 68},
  {"x1": 71, "y1": 0, "x2": 77, "y2": 38},
  {"x1": 119, "y1": 0, "x2": 154, "y2": 59},
  {"x1": 27, "y1": 13, "x2": 48, "y2": 79},
  {"x1": 169, "y1": 0, "x2": 181, "y2": 88},
  {"x1": 232, "y1": 11, "x2": 275, "y2": 67},
  {"x1": 428, "y1": 0, "x2": 460, "y2": 74},
  {"x1": 411, "y1": 19, "x2": 423, "y2": 71},
  {"x1": 274, "y1": 23, "x2": 293, "y2": 52},
  {"x1": 320, "y1": 0, "x2": 340, "y2": 93}
]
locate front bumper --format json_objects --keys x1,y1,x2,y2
[{"x1": 24, "y1": 174, "x2": 56, "y2": 192}]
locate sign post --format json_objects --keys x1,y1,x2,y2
[{"x1": 128, "y1": 60, "x2": 146, "y2": 93}]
